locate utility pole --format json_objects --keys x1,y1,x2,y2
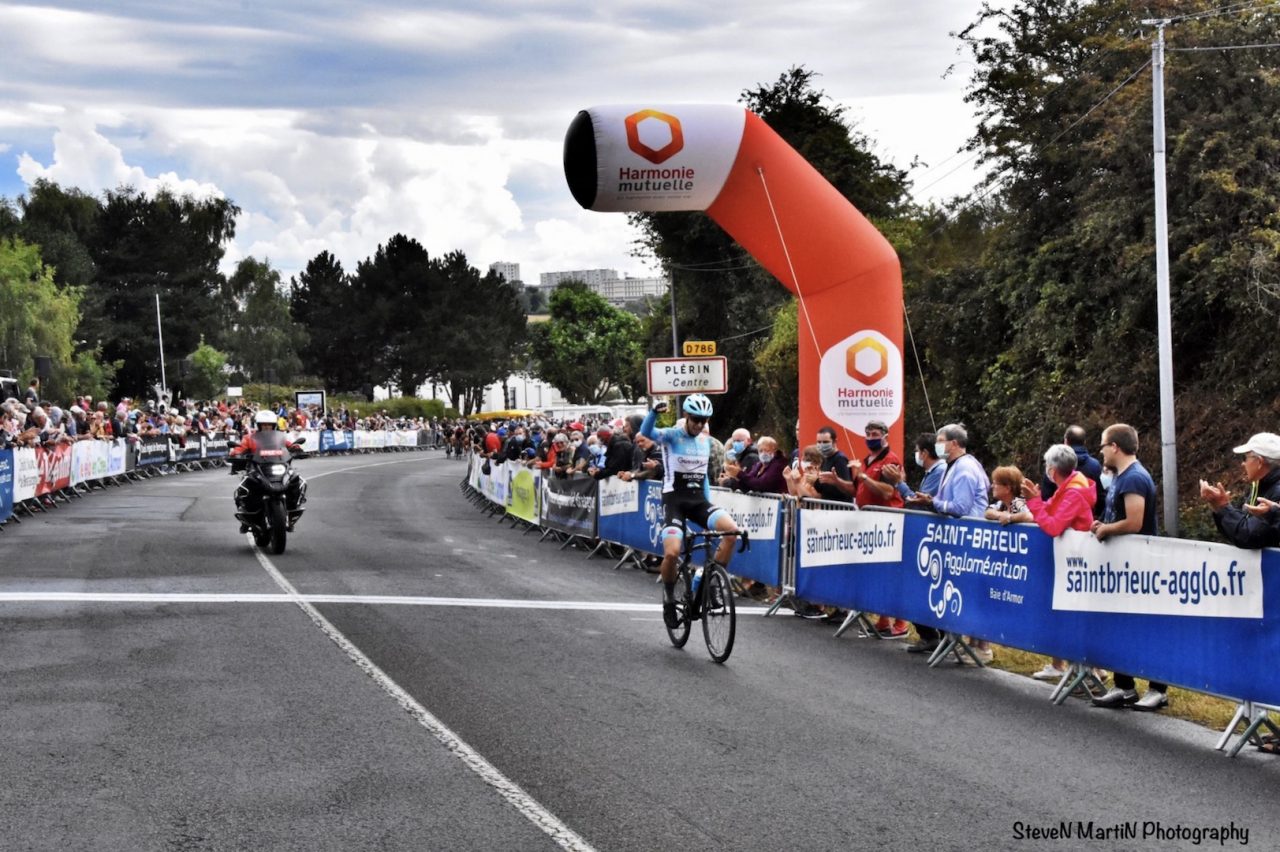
[
  {"x1": 1143, "y1": 18, "x2": 1179, "y2": 536},
  {"x1": 155, "y1": 292, "x2": 168, "y2": 397},
  {"x1": 668, "y1": 274, "x2": 678, "y2": 357}
]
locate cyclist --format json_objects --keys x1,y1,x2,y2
[{"x1": 641, "y1": 394, "x2": 740, "y2": 627}]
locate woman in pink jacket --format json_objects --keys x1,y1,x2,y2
[
  {"x1": 1022, "y1": 443, "x2": 1097, "y2": 535},
  {"x1": 1021, "y1": 442, "x2": 1098, "y2": 679}
]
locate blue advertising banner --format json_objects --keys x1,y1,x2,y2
[
  {"x1": 596, "y1": 478, "x2": 666, "y2": 556},
  {"x1": 318, "y1": 430, "x2": 356, "y2": 452},
  {"x1": 0, "y1": 449, "x2": 14, "y2": 521},
  {"x1": 796, "y1": 507, "x2": 1280, "y2": 706},
  {"x1": 709, "y1": 487, "x2": 784, "y2": 587}
]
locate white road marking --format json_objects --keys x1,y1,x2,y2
[
  {"x1": 304, "y1": 455, "x2": 434, "y2": 481},
  {"x1": 250, "y1": 543, "x2": 598, "y2": 852},
  {"x1": 0, "y1": 591, "x2": 769, "y2": 613}
]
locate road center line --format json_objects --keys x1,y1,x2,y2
[{"x1": 250, "y1": 542, "x2": 599, "y2": 852}]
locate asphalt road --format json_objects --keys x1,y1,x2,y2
[{"x1": 1, "y1": 452, "x2": 1276, "y2": 851}]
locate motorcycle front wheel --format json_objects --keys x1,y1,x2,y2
[{"x1": 268, "y1": 500, "x2": 287, "y2": 554}]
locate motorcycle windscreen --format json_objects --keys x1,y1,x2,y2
[{"x1": 252, "y1": 430, "x2": 291, "y2": 462}]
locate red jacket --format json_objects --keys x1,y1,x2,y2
[
  {"x1": 230, "y1": 432, "x2": 302, "y2": 457},
  {"x1": 1027, "y1": 471, "x2": 1097, "y2": 536}
]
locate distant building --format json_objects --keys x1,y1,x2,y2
[
  {"x1": 594, "y1": 275, "x2": 669, "y2": 306},
  {"x1": 540, "y1": 268, "x2": 618, "y2": 289},
  {"x1": 539, "y1": 268, "x2": 669, "y2": 307},
  {"x1": 489, "y1": 261, "x2": 521, "y2": 284}
]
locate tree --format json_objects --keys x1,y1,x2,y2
[
  {"x1": 224, "y1": 257, "x2": 306, "y2": 384},
  {"x1": 431, "y1": 251, "x2": 526, "y2": 414},
  {"x1": 291, "y1": 251, "x2": 362, "y2": 391},
  {"x1": 0, "y1": 238, "x2": 81, "y2": 400},
  {"x1": 350, "y1": 234, "x2": 437, "y2": 393},
  {"x1": 530, "y1": 281, "x2": 643, "y2": 405},
  {"x1": 183, "y1": 338, "x2": 228, "y2": 400},
  {"x1": 83, "y1": 186, "x2": 240, "y2": 397},
  {"x1": 938, "y1": 0, "x2": 1280, "y2": 490}
]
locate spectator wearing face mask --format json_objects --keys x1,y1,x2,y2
[
  {"x1": 881, "y1": 433, "x2": 947, "y2": 502},
  {"x1": 810, "y1": 425, "x2": 853, "y2": 503},
  {"x1": 729, "y1": 435, "x2": 787, "y2": 495}
]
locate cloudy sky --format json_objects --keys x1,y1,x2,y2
[{"x1": 0, "y1": 1, "x2": 988, "y2": 285}]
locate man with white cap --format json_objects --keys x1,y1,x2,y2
[{"x1": 1199, "y1": 432, "x2": 1280, "y2": 549}]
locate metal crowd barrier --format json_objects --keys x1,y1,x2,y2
[{"x1": 460, "y1": 450, "x2": 1280, "y2": 758}]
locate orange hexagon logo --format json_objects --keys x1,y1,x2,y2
[
  {"x1": 624, "y1": 110, "x2": 684, "y2": 164},
  {"x1": 846, "y1": 337, "x2": 888, "y2": 385}
]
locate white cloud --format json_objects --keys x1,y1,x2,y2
[
  {"x1": 1, "y1": 1, "x2": 989, "y2": 286},
  {"x1": 16, "y1": 113, "x2": 223, "y2": 200}
]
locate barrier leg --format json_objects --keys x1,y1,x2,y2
[
  {"x1": 927, "y1": 632, "x2": 982, "y2": 668},
  {"x1": 1226, "y1": 707, "x2": 1280, "y2": 758},
  {"x1": 586, "y1": 538, "x2": 614, "y2": 560},
  {"x1": 764, "y1": 587, "x2": 795, "y2": 617},
  {"x1": 1050, "y1": 663, "x2": 1106, "y2": 705},
  {"x1": 1216, "y1": 702, "x2": 1251, "y2": 752},
  {"x1": 832, "y1": 610, "x2": 876, "y2": 640}
]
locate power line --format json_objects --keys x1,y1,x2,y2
[
  {"x1": 1169, "y1": 40, "x2": 1280, "y2": 50},
  {"x1": 1165, "y1": 0, "x2": 1280, "y2": 24}
]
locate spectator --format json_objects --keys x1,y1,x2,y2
[
  {"x1": 881, "y1": 432, "x2": 947, "y2": 502},
  {"x1": 731, "y1": 436, "x2": 787, "y2": 495},
  {"x1": 985, "y1": 466, "x2": 1032, "y2": 526},
  {"x1": 1021, "y1": 443, "x2": 1098, "y2": 681},
  {"x1": 724, "y1": 427, "x2": 759, "y2": 469},
  {"x1": 811, "y1": 425, "x2": 853, "y2": 503},
  {"x1": 23, "y1": 378, "x2": 39, "y2": 409},
  {"x1": 1041, "y1": 425, "x2": 1105, "y2": 518},
  {"x1": 590, "y1": 426, "x2": 633, "y2": 480},
  {"x1": 622, "y1": 414, "x2": 646, "y2": 470},
  {"x1": 906, "y1": 423, "x2": 990, "y2": 657},
  {"x1": 822, "y1": 419, "x2": 905, "y2": 510},
  {"x1": 1199, "y1": 432, "x2": 1280, "y2": 549},
  {"x1": 619, "y1": 433, "x2": 663, "y2": 482},
  {"x1": 1090, "y1": 423, "x2": 1168, "y2": 711},
  {"x1": 782, "y1": 445, "x2": 825, "y2": 500},
  {"x1": 530, "y1": 431, "x2": 566, "y2": 470},
  {"x1": 1024, "y1": 445, "x2": 1097, "y2": 536},
  {"x1": 909, "y1": 423, "x2": 989, "y2": 518}
]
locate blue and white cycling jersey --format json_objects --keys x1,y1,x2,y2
[{"x1": 640, "y1": 409, "x2": 712, "y2": 502}]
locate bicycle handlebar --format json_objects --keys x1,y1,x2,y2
[{"x1": 684, "y1": 528, "x2": 751, "y2": 552}]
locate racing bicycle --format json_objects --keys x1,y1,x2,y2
[{"x1": 664, "y1": 526, "x2": 750, "y2": 663}]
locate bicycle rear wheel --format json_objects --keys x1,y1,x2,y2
[
  {"x1": 701, "y1": 564, "x2": 736, "y2": 663},
  {"x1": 665, "y1": 570, "x2": 692, "y2": 648}
]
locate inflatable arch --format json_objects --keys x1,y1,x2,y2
[{"x1": 564, "y1": 104, "x2": 904, "y2": 462}]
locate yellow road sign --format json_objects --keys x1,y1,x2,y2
[{"x1": 682, "y1": 340, "x2": 717, "y2": 356}]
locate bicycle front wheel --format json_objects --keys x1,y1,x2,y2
[
  {"x1": 665, "y1": 570, "x2": 692, "y2": 648},
  {"x1": 701, "y1": 564, "x2": 736, "y2": 663}
]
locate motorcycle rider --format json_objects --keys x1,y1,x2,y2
[{"x1": 230, "y1": 409, "x2": 307, "y2": 533}]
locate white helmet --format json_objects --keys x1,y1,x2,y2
[
  {"x1": 255, "y1": 410, "x2": 277, "y2": 428},
  {"x1": 682, "y1": 394, "x2": 713, "y2": 418}
]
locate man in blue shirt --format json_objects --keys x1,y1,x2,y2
[
  {"x1": 1090, "y1": 423, "x2": 1167, "y2": 711},
  {"x1": 881, "y1": 433, "x2": 947, "y2": 502},
  {"x1": 905, "y1": 423, "x2": 988, "y2": 654},
  {"x1": 909, "y1": 423, "x2": 989, "y2": 518}
]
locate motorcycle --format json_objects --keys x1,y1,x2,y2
[{"x1": 230, "y1": 430, "x2": 308, "y2": 554}]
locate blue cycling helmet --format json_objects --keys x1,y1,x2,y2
[{"x1": 682, "y1": 394, "x2": 713, "y2": 418}]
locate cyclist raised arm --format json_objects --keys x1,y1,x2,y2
[{"x1": 640, "y1": 394, "x2": 740, "y2": 628}]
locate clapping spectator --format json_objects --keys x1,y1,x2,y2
[
  {"x1": 731, "y1": 436, "x2": 787, "y2": 495},
  {"x1": 1199, "y1": 432, "x2": 1280, "y2": 549},
  {"x1": 1022, "y1": 444, "x2": 1098, "y2": 681}
]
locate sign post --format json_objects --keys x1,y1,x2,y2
[{"x1": 646, "y1": 356, "x2": 728, "y2": 395}]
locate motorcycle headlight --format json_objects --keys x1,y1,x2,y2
[{"x1": 268, "y1": 464, "x2": 287, "y2": 476}]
